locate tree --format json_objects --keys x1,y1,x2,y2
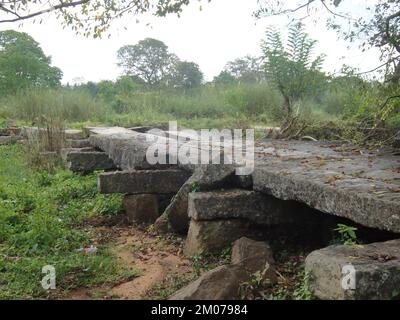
[
  {"x1": 117, "y1": 38, "x2": 177, "y2": 88},
  {"x1": 169, "y1": 61, "x2": 203, "y2": 89},
  {"x1": 262, "y1": 22, "x2": 326, "y2": 116},
  {"x1": 0, "y1": 30, "x2": 62, "y2": 94},
  {"x1": 224, "y1": 55, "x2": 264, "y2": 83},
  {"x1": 257, "y1": 1, "x2": 400, "y2": 140},
  {"x1": 256, "y1": 0, "x2": 400, "y2": 84},
  {"x1": 0, "y1": 0, "x2": 203, "y2": 38},
  {"x1": 213, "y1": 71, "x2": 237, "y2": 86}
]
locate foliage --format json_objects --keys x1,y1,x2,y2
[
  {"x1": 262, "y1": 22, "x2": 326, "y2": 116},
  {"x1": 223, "y1": 55, "x2": 264, "y2": 83},
  {"x1": 293, "y1": 270, "x2": 315, "y2": 300},
  {"x1": 333, "y1": 224, "x2": 359, "y2": 246},
  {"x1": 0, "y1": 144, "x2": 130, "y2": 298},
  {"x1": 0, "y1": 0, "x2": 202, "y2": 38},
  {"x1": 169, "y1": 61, "x2": 204, "y2": 89},
  {"x1": 117, "y1": 38, "x2": 177, "y2": 88},
  {"x1": 0, "y1": 30, "x2": 62, "y2": 95},
  {"x1": 213, "y1": 71, "x2": 237, "y2": 87}
]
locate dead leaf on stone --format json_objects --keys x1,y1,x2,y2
[
  {"x1": 325, "y1": 175, "x2": 341, "y2": 185},
  {"x1": 316, "y1": 159, "x2": 328, "y2": 168}
]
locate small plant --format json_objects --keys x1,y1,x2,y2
[
  {"x1": 334, "y1": 223, "x2": 359, "y2": 246},
  {"x1": 265, "y1": 287, "x2": 289, "y2": 300},
  {"x1": 293, "y1": 270, "x2": 315, "y2": 300},
  {"x1": 191, "y1": 181, "x2": 200, "y2": 193}
]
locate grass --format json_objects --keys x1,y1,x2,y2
[{"x1": 0, "y1": 144, "x2": 136, "y2": 299}]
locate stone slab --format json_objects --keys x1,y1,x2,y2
[
  {"x1": 253, "y1": 140, "x2": 400, "y2": 233},
  {"x1": 305, "y1": 239, "x2": 400, "y2": 300},
  {"x1": 98, "y1": 170, "x2": 191, "y2": 194}
]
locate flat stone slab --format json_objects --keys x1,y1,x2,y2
[
  {"x1": 253, "y1": 140, "x2": 400, "y2": 233},
  {"x1": 63, "y1": 150, "x2": 116, "y2": 172},
  {"x1": 88, "y1": 127, "x2": 174, "y2": 170},
  {"x1": 65, "y1": 139, "x2": 92, "y2": 148},
  {"x1": 188, "y1": 189, "x2": 299, "y2": 225},
  {"x1": 87, "y1": 127, "x2": 247, "y2": 172},
  {"x1": 0, "y1": 135, "x2": 22, "y2": 145},
  {"x1": 22, "y1": 127, "x2": 85, "y2": 140},
  {"x1": 305, "y1": 239, "x2": 400, "y2": 300},
  {"x1": 0, "y1": 128, "x2": 21, "y2": 136},
  {"x1": 65, "y1": 129, "x2": 85, "y2": 140},
  {"x1": 98, "y1": 170, "x2": 191, "y2": 194}
]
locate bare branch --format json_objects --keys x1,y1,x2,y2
[{"x1": 0, "y1": 0, "x2": 91, "y2": 24}]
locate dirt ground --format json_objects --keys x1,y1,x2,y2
[{"x1": 61, "y1": 217, "x2": 196, "y2": 300}]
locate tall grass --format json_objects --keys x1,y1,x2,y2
[
  {"x1": 0, "y1": 88, "x2": 111, "y2": 123},
  {"x1": 0, "y1": 84, "x2": 287, "y2": 129}
]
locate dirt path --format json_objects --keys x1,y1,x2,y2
[{"x1": 63, "y1": 223, "x2": 194, "y2": 300}]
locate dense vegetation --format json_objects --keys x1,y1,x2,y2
[
  {"x1": 0, "y1": 145, "x2": 135, "y2": 299},
  {"x1": 0, "y1": 25, "x2": 398, "y2": 144}
]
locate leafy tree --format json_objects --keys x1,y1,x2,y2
[
  {"x1": 256, "y1": 0, "x2": 400, "y2": 84},
  {"x1": 213, "y1": 71, "x2": 237, "y2": 86},
  {"x1": 0, "y1": 0, "x2": 203, "y2": 38},
  {"x1": 117, "y1": 38, "x2": 177, "y2": 88},
  {"x1": 261, "y1": 22, "x2": 326, "y2": 116},
  {"x1": 224, "y1": 55, "x2": 264, "y2": 83},
  {"x1": 169, "y1": 61, "x2": 203, "y2": 89},
  {"x1": 0, "y1": 30, "x2": 62, "y2": 94},
  {"x1": 257, "y1": 1, "x2": 400, "y2": 139}
]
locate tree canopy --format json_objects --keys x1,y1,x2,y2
[
  {"x1": 256, "y1": 0, "x2": 400, "y2": 84},
  {"x1": 117, "y1": 38, "x2": 203, "y2": 89},
  {"x1": 262, "y1": 22, "x2": 325, "y2": 115},
  {"x1": 0, "y1": 30, "x2": 62, "y2": 94}
]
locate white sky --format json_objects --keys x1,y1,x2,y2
[{"x1": 0, "y1": 0, "x2": 381, "y2": 84}]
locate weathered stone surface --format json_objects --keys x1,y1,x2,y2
[
  {"x1": 65, "y1": 129, "x2": 85, "y2": 140},
  {"x1": 155, "y1": 164, "x2": 237, "y2": 233},
  {"x1": 124, "y1": 194, "x2": 160, "y2": 224},
  {"x1": 61, "y1": 147, "x2": 95, "y2": 161},
  {"x1": 128, "y1": 124, "x2": 169, "y2": 133},
  {"x1": 98, "y1": 170, "x2": 191, "y2": 194},
  {"x1": 0, "y1": 128, "x2": 21, "y2": 136},
  {"x1": 184, "y1": 219, "x2": 250, "y2": 256},
  {"x1": 0, "y1": 135, "x2": 22, "y2": 145},
  {"x1": 65, "y1": 139, "x2": 92, "y2": 148},
  {"x1": 64, "y1": 151, "x2": 116, "y2": 172},
  {"x1": 188, "y1": 189, "x2": 298, "y2": 225},
  {"x1": 252, "y1": 139, "x2": 400, "y2": 233},
  {"x1": 169, "y1": 264, "x2": 248, "y2": 300},
  {"x1": 305, "y1": 239, "x2": 400, "y2": 300},
  {"x1": 231, "y1": 237, "x2": 277, "y2": 283},
  {"x1": 88, "y1": 127, "x2": 174, "y2": 170}
]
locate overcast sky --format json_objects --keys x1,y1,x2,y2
[{"x1": 0, "y1": 0, "x2": 381, "y2": 84}]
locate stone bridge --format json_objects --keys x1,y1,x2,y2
[{"x1": 57, "y1": 125, "x2": 400, "y2": 300}]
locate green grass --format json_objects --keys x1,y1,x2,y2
[{"x1": 0, "y1": 144, "x2": 135, "y2": 299}]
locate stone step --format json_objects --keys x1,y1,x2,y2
[
  {"x1": 154, "y1": 164, "x2": 237, "y2": 233},
  {"x1": 0, "y1": 135, "x2": 22, "y2": 145},
  {"x1": 184, "y1": 219, "x2": 251, "y2": 256},
  {"x1": 98, "y1": 170, "x2": 191, "y2": 194},
  {"x1": 188, "y1": 189, "x2": 299, "y2": 225},
  {"x1": 305, "y1": 239, "x2": 400, "y2": 300},
  {"x1": 65, "y1": 139, "x2": 92, "y2": 148},
  {"x1": 61, "y1": 148, "x2": 116, "y2": 173},
  {"x1": 0, "y1": 128, "x2": 22, "y2": 136}
]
